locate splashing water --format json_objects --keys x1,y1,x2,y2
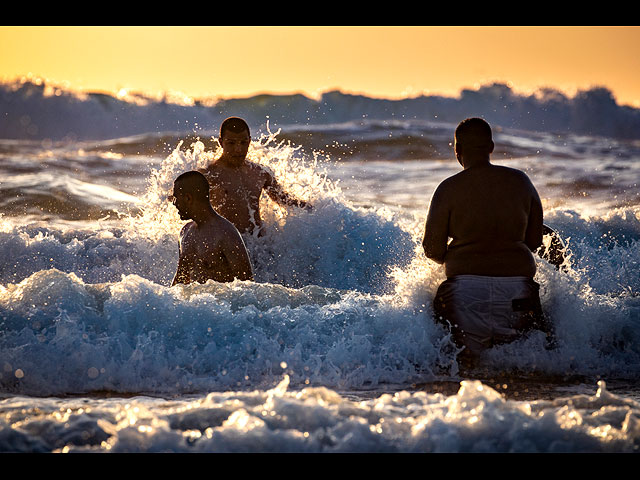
[{"x1": 1, "y1": 101, "x2": 640, "y2": 451}]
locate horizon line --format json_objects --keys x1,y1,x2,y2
[{"x1": 1, "y1": 73, "x2": 631, "y2": 108}]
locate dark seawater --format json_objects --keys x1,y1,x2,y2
[{"x1": 1, "y1": 80, "x2": 639, "y2": 452}]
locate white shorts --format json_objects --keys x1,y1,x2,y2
[{"x1": 433, "y1": 275, "x2": 544, "y2": 356}]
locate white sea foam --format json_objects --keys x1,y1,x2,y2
[{"x1": 1, "y1": 375, "x2": 638, "y2": 453}]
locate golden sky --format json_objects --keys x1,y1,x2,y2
[{"x1": 2, "y1": 26, "x2": 640, "y2": 107}]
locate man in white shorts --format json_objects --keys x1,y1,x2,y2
[{"x1": 422, "y1": 118, "x2": 550, "y2": 360}]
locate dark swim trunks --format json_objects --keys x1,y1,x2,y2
[{"x1": 433, "y1": 275, "x2": 546, "y2": 356}]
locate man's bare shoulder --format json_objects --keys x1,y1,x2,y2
[
  {"x1": 494, "y1": 165, "x2": 537, "y2": 191},
  {"x1": 212, "y1": 213, "x2": 244, "y2": 239},
  {"x1": 195, "y1": 166, "x2": 217, "y2": 185},
  {"x1": 198, "y1": 161, "x2": 223, "y2": 175},
  {"x1": 435, "y1": 171, "x2": 464, "y2": 193},
  {"x1": 204, "y1": 159, "x2": 270, "y2": 177},
  {"x1": 454, "y1": 164, "x2": 533, "y2": 185},
  {"x1": 180, "y1": 221, "x2": 196, "y2": 236},
  {"x1": 492, "y1": 164, "x2": 531, "y2": 179},
  {"x1": 246, "y1": 161, "x2": 274, "y2": 178}
]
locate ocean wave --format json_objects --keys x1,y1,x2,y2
[
  {"x1": 0, "y1": 269, "x2": 454, "y2": 396},
  {"x1": 0, "y1": 205, "x2": 639, "y2": 396},
  {"x1": 0, "y1": 172, "x2": 141, "y2": 221},
  {"x1": 1, "y1": 108, "x2": 639, "y2": 397},
  {"x1": 3, "y1": 78, "x2": 640, "y2": 145}
]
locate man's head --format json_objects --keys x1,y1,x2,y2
[
  {"x1": 220, "y1": 117, "x2": 250, "y2": 140},
  {"x1": 170, "y1": 171, "x2": 211, "y2": 220},
  {"x1": 454, "y1": 117, "x2": 494, "y2": 166},
  {"x1": 219, "y1": 117, "x2": 251, "y2": 163}
]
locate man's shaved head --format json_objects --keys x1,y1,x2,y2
[{"x1": 174, "y1": 171, "x2": 210, "y2": 201}]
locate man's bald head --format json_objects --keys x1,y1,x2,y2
[
  {"x1": 455, "y1": 117, "x2": 494, "y2": 151},
  {"x1": 174, "y1": 171, "x2": 210, "y2": 202}
]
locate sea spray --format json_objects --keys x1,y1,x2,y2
[
  {"x1": 0, "y1": 268, "x2": 454, "y2": 396},
  {"x1": 123, "y1": 128, "x2": 419, "y2": 294},
  {"x1": 0, "y1": 131, "x2": 460, "y2": 396},
  {"x1": 482, "y1": 207, "x2": 640, "y2": 377}
]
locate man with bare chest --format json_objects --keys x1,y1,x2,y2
[
  {"x1": 199, "y1": 117, "x2": 310, "y2": 235},
  {"x1": 169, "y1": 171, "x2": 253, "y2": 286}
]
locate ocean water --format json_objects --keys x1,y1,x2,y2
[{"x1": 1, "y1": 79, "x2": 640, "y2": 453}]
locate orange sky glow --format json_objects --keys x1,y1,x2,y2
[{"x1": 2, "y1": 26, "x2": 640, "y2": 107}]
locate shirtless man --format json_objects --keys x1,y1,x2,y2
[
  {"x1": 422, "y1": 118, "x2": 550, "y2": 359},
  {"x1": 169, "y1": 171, "x2": 253, "y2": 286},
  {"x1": 198, "y1": 117, "x2": 310, "y2": 235}
]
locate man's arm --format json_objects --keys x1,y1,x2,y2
[
  {"x1": 524, "y1": 187, "x2": 544, "y2": 252},
  {"x1": 172, "y1": 245, "x2": 191, "y2": 286},
  {"x1": 263, "y1": 170, "x2": 310, "y2": 210},
  {"x1": 422, "y1": 185, "x2": 450, "y2": 264}
]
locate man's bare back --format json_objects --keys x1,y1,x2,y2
[
  {"x1": 422, "y1": 118, "x2": 550, "y2": 359},
  {"x1": 424, "y1": 163, "x2": 543, "y2": 277},
  {"x1": 173, "y1": 216, "x2": 253, "y2": 285},
  {"x1": 423, "y1": 118, "x2": 543, "y2": 278},
  {"x1": 170, "y1": 171, "x2": 253, "y2": 286}
]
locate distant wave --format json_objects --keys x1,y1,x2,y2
[{"x1": 2, "y1": 78, "x2": 640, "y2": 143}]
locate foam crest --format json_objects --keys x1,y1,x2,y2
[
  {"x1": 2, "y1": 373, "x2": 638, "y2": 452},
  {"x1": 0, "y1": 269, "x2": 455, "y2": 396}
]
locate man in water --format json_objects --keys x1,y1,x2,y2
[
  {"x1": 169, "y1": 170, "x2": 254, "y2": 285},
  {"x1": 198, "y1": 117, "x2": 310, "y2": 235},
  {"x1": 422, "y1": 117, "x2": 551, "y2": 361}
]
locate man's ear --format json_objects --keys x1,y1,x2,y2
[{"x1": 489, "y1": 140, "x2": 495, "y2": 154}]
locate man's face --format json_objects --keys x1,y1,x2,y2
[
  {"x1": 169, "y1": 186, "x2": 191, "y2": 220},
  {"x1": 219, "y1": 130, "x2": 251, "y2": 162}
]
